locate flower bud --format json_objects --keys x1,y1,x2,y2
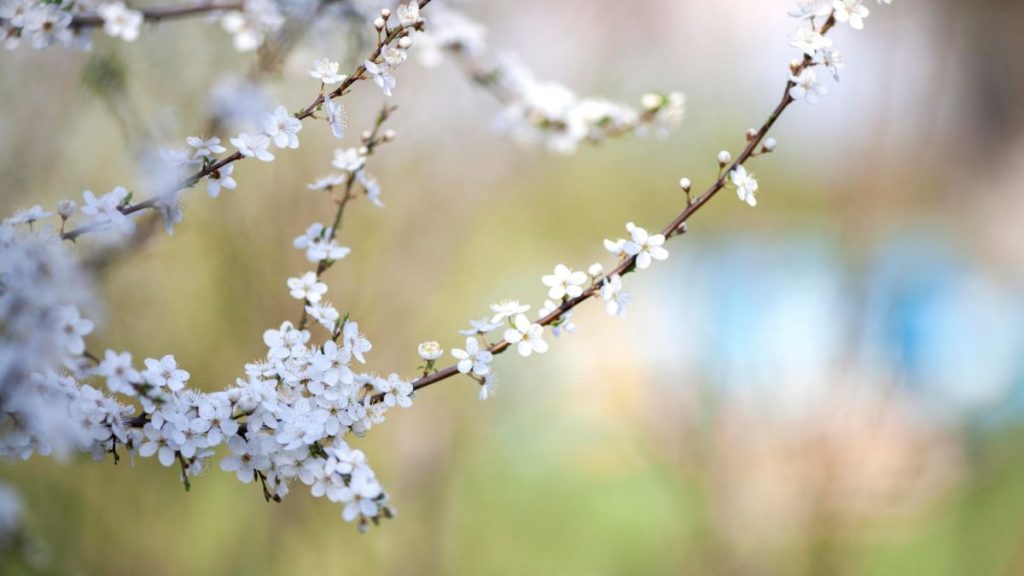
[
  {"x1": 57, "y1": 200, "x2": 77, "y2": 219},
  {"x1": 380, "y1": 8, "x2": 391, "y2": 19},
  {"x1": 588, "y1": 263, "x2": 605, "y2": 277},
  {"x1": 762, "y1": 137, "x2": 777, "y2": 153},
  {"x1": 397, "y1": 36, "x2": 413, "y2": 49},
  {"x1": 373, "y1": 17, "x2": 386, "y2": 30},
  {"x1": 640, "y1": 93, "x2": 662, "y2": 111},
  {"x1": 383, "y1": 129, "x2": 396, "y2": 141},
  {"x1": 679, "y1": 177, "x2": 692, "y2": 192},
  {"x1": 745, "y1": 128, "x2": 757, "y2": 141},
  {"x1": 717, "y1": 150, "x2": 732, "y2": 166},
  {"x1": 418, "y1": 341, "x2": 443, "y2": 361}
]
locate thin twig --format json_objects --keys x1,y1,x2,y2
[
  {"x1": 70, "y1": 1, "x2": 244, "y2": 28},
  {"x1": 61, "y1": 0, "x2": 433, "y2": 242},
  {"x1": 405, "y1": 17, "x2": 836, "y2": 397}
]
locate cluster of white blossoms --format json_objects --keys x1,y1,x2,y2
[
  {"x1": 1, "y1": 0, "x2": 89, "y2": 50},
  {"x1": 0, "y1": 0, "x2": 895, "y2": 538},
  {"x1": 414, "y1": 4, "x2": 685, "y2": 154},
  {"x1": 0, "y1": 215, "x2": 407, "y2": 530},
  {"x1": 715, "y1": 0, "x2": 892, "y2": 209},
  {"x1": 0, "y1": 0, "x2": 283, "y2": 51}
]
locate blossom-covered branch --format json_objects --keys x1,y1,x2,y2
[
  {"x1": 59, "y1": 0, "x2": 432, "y2": 242},
  {"x1": 69, "y1": 0, "x2": 242, "y2": 28},
  {"x1": 402, "y1": 14, "x2": 847, "y2": 398},
  {"x1": 414, "y1": 4, "x2": 684, "y2": 154},
  {"x1": 0, "y1": 0, "x2": 893, "y2": 536}
]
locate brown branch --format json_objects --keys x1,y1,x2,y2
[
  {"x1": 297, "y1": 104, "x2": 396, "y2": 331},
  {"x1": 70, "y1": 1, "x2": 244, "y2": 28},
  {"x1": 61, "y1": 0, "x2": 433, "y2": 242},
  {"x1": 407, "y1": 17, "x2": 836, "y2": 396}
]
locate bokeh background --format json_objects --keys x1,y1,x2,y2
[{"x1": 4, "y1": 0, "x2": 1024, "y2": 574}]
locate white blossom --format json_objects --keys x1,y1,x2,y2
[
  {"x1": 451, "y1": 338, "x2": 492, "y2": 376},
  {"x1": 541, "y1": 264, "x2": 588, "y2": 300},
  {"x1": 490, "y1": 300, "x2": 529, "y2": 324},
  {"x1": 503, "y1": 314, "x2": 548, "y2": 357},
  {"x1": 287, "y1": 272, "x2": 328, "y2": 303},
  {"x1": 364, "y1": 60, "x2": 396, "y2": 97},
  {"x1": 622, "y1": 225, "x2": 668, "y2": 270},
  {"x1": 142, "y1": 355, "x2": 190, "y2": 392},
  {"x1": 81, "y1": 187, "x2": 135, "y2": 235},
  {"x1": 730, "y1": 165, "x2": 759, "y2": 207},
  {"x1": 263, "y1": 105, "x2": 302, "y2": 149},
  {"x1": 600, "y1": 275, "x2": 631, "y2": 317},
  {"x1": 417, "y1": 341, "x2": 444, "y2": 361},
  {"x1": 833, "y1": 0, "x2": 870, "y2": 30},
  {"x1": 207, "y1": 163, "x2": 237, "y2": 198},
  {"x1": 459, "y1": 317, "x2": 501, "y2": 336},
  {"x1": 97, "y1": 2, "x2": 143, "y2": 42},
  {"x1": 789, "y1": 68, "x2": 827, "y2": 103},
  {"x1": 231, "y1": 132, "x2": 275, "y2": 161},
  {"x1": 310, "y1": 58, "x2": 346, "y2": 84}
]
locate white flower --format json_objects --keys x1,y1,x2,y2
[
  {"x1": 833, "y1": 0, "x2": 869, "y2": 30},
  {"x1": 790, "y1": 26, "x2": 832, "y2": 57},
  {"x1": 357, "y1": 171, "x2": 384, "y2": 208},
  {"x1": 325, "y1": 95, "x2": 346, "y2": 140},
  {"x1": 305, "y1": 302, "x2": 340, "y2": 331},
  {"x1": 207, "y1": 163, "x2": 237, "y2": 198},
  {"x1": 417, "y1": 341, "x2": 444, "y2": 361},
  {"x1": 600, "y1": 275, "x2": 631, "y2": 317},
  {"x1": 98, "y1": 350, "x2": 139, "y2": 396},
  {"x1": 310, "y1": 58, "x2": 346, "y2": 84},
  {"x1": 364, "y1": 60, "x2": 396, "y2": 97},
  {"x1": 490, "y1": 300, "x2": 530, "y2": 324},
  {"x1": 81, "y1": 187, "x2": 135, "y2": 235},
  {"x1": 293, "y1": 223, "x2": 351, "y2": 263},
  {"x1": 539, "y1": 300, "x2": 577, "y2": 337},
  {"x1": 187, "y1": 136, "x2": 226, "y2": 159},
  {"x1": 56, "y1": 305, "x2": 94, "y2": 355},
  {"x1": 307, "y1": 174, "x2": 346, "y2": 191},
  {"x1": 97, "y1": 2, "x2": 143, "y2": 42},
  {"x1": 604, "y1": 237, "x2": 627, "y2": 257},
  {"x1": 288, "y1": 272, "x2": 328, "y2": 303},
  {"x1": 478, "y1": 373, "x2": 497, "y2": 401},
  {"x1": 56, "y1": 200, "x2": 77, "y2": 220},
  {"x1": 142, "y1": 355, "x2": 190, "y2": 392},
  {"x1": 342, "y1": 321, "x2": 372, "y2": 364},
  {"x1": 788, "y1": 0, "x2": 832, "y2": 19},
  {"x1": 815, "y1": 46, "x2": 846, "y2": 81},
  {"x1": 541, "y1": 264, "x2": 588, "y2": 300},
  {"x1": 381, "y1": 46, "x2": 407, "y2": 68},
  {"x1": 379, "y1": 373, "x2": 413, "y2": 408},
  {"x1": 451, "y1": 338, "x2": 492, "y2": 376},
  {"x1": 155, "y1": 189, "x2": 183, "y2": 235},
  {"x1": 459, "y1": 317, "x2": 501, "y2": 336},
  {"x1": 622, "y1": 225, "x2": 668, "y2": 270},
  {"x1": 230, "y1": 132, "x2": 274, "y2": 161},
  {"x1": 263, "y1": 105, "x2": 302, "y2": 149},
  {"x1": 138, "y1": 424, "x2": 179, "y2": 467},
  {"x1": 333, "y1": 148, "x2": 365, "y2": 173},
  {"x1": 220, "y1": 435, "x2": 270, "y2": 483},
  {"x1": 503, "y1": 314, "x2": 548, "y2": 357},
  {"x1": 4, "y1": 205, "x2": 51, "y2": 226},
  {"x1": 730, "y1": 165, "x2": 759, "y2": 207},
  {"x1": 789, "y1": 68, "x2": 827, "y2": 103},
  {"x1": 340, "y1": 469, "x2": 383, "y2": 523},
  {"x1": 220, "y1": 11, "x2": 263, "y2": 52},
  {"x1": 396, "y1": 2, "x2": 420, "y2": 27}
]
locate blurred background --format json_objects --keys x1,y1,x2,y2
[{"x1": 4, "y1": 0, "x2": 1024, "y2": 574}]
